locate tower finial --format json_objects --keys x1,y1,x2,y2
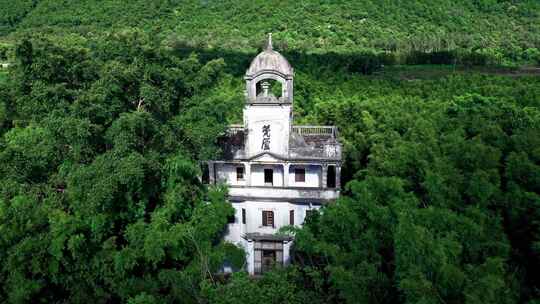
[{"x1": 266, "y1": 33, "x2": 273, "y2": 50}]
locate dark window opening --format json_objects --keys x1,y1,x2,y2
[
  {"x1": 289, "y1": 210, "x2": 294, "y2": 225},
  {"x1": 242, "y1": 208, "x2": 246, "y2": 224},
  {"x1": 264, "y1": 168, "x2": 273, "y2": 185},
  {"x1": 262, "y1": 210, "x2": 274, "y2": 227},
  {"x1": 202, "y1": 163, "x2": 209, "y2": 184},
  {"x1": 227, "y1": 213, "x2": 236, "y2": 224},
  {"x1": 327, "y1": 165, "x2": 336, "y2": 188},
  {"x1": 236, "y1": 166, "x2": 244, "y2": 181},
  {"x1": 295, "y1": 167, "x2": 306, "y2": 182}
]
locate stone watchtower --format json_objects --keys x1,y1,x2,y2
[{"x1": 205, "y1": 34, "x2": 341, "y2": 275}]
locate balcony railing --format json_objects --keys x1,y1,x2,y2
[
  {"x1": 222, "y1": 124, "x2": 341, "y2": 160},
  {"x1": 292, "y1": 125, "x2": 337, "y2": 137},
  {"x1": 228, "y1": 125, "x2": 337, "y2": 137},
  {"x1": 227, "y1": 124, "x2": 245, "y2": 134}
]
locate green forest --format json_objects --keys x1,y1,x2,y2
[{"x1": 0, "y1": 1, "x2": 539, "y2": 304}]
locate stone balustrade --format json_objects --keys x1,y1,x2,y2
[
  {"x1": 228, "y1": 185, "x2": 339, "y2": 203},
  {"x1": 291, "y1": 125, "x2": 338, "y2": 137}
]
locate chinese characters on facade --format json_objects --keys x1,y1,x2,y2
[{"x1": 261, "y1": 125, "x2": 270, "y2": 150}]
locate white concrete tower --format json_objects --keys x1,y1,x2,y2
[
  {"x1": 243, "y1": 33, "x2": 294, "y2": 157},
  {"x1": 206, "y1": 34, "x2": 342, "y2": 275}
]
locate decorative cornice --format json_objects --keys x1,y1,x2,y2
[{"x1": 229, "y1": 195, "x2": 332, "y2": 204}]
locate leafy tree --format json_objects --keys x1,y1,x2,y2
[
  {"x1": 0, "y1": 31, "x2": 244, "y2": 303},
  {"x1": 1, "y1": 13, "x2": 539, "y2": 303}
]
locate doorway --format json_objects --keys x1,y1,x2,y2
[
  {"x1": 262, "y1": 250, "x2": 276, "y2": 273},
  {"x1": 327, "y1": 165, "x2": 336, "y2": 188},
  {"x1": 254, "y1": 241, "x2": 284, "y2": 274},
  {"x1": 264, "y1": 168, "x2": 273, "y2": 185}
]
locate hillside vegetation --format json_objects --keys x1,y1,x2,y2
[
  {"x1": 1, "y1": 0, "x2": 540, "y2": 66},
  {"x1": 0, "y1": 1, "x2": 539, "y2": 304}
]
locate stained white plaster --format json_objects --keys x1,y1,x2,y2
[
  {"x1": 250, "y1": 164, "x2": 284, "y2": 187},
  {"x1": 287, "y1": 164, "x2": 322, "y2": 188},
  {"x1": 244, "y1": 104, "x2": 291, "y2": 157},
  {"x1": 215, "y1": 163, "x2": 247, "y2": 186},
  {"x1": 211, "y1": 38, "x2": 341, "y2": 275},
  {"x1": 223, "y1": 201, "x2": 320, "y2": 273}
]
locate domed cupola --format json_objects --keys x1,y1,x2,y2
[
  {"x1": 246, "y1": 37, "x2": 293, "y2": 76},
  {"x1": 245, "y1": 34, "x2": 294, "y2": 104}
]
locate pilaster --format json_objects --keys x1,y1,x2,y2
[
  {"x1": 209, "y1": 162, "x2": 215, "y2": 184},
  {"x1": 336, "y1": 166, "x2": 341, "y2": 189},
  {"x1": 321, "y1": 164, "x2": 328, "y2": 188},
  {"x1": 245, "y1": 162, "x2": 251, "y2": 186},
  {"x1": 283, "y1": 163, "x2": 290, "y2": 187}
]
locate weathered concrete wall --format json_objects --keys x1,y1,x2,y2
[
  {"x1": 223, "y1": 200, "x2": 320, "y2": 273},
  {"x1": 228, "y1": 185, "x2": 339, "y2": 201},
  {"x1": 250, "y1": 164, "x2": 284, "y2": 187},
  {"x1": 287, "y1": 164, "x2": 321, "y2": 188},
  {"x1": 215, "y1": 163, "x2": 247, "y2": 186},
  {"x1": 225, "y1": 201, "x2": 320, "y2": 240},
  {"x1": 244, "y1": 104, "x2": 291, "y2": 157}
]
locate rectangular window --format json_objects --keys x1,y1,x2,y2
[
  {"x1": 262, "y1": 210, "x2": 274, "y2": 227},
  {"x1": 295, "y1": 168, "x2": 306, "y2": 182},
  {"x1": 242, "y1": 208, "x2": 246, "y2": 224},
  {"x1": 327, "y1": 165, "x2": 336, "y2": 188},
  {"x1": 227, "y1": 212, "x2": 236, "y2": 224},
  {"x1": 236, "y1": 166, "x2": 244, "y2": 181},
  {"x1": 202, "y1": 163, "x2": 210, "y2": 184},
  {"x1": 289, "y1": 210, "x2": 294, "y2": 225},
  {"x1": 264, "y1": 168, "x2": 273, "y2": 185}
]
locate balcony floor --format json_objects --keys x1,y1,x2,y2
[{"x1": 228, "y1": 185, "x2": 340, "y2": 203}]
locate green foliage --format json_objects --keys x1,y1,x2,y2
[
  {"x1": 0, "y1": 43, "x2": 11, "y2": 60},
  {"x1": 0, "y1": 0, "x2": 38, "y2": 36},
  {"x1": 283, "y1": 75, "x2": 540, "y2": 303},
  {"x1": 1, "y1": 0, "x2": 540, "y2": 66},
  {"x1": 0, "y1": 8, "x2": 539, "y2": 303},
  {"x1": 200, "y1": 66, "x2": 539, "y2": 303},
  {"x1": 0, "y1": 30, "x2": 244, "y2": 303},
  {"x1": 201, "y1": 267, "x2": 323, "y2": 304}
]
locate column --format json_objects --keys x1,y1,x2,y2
[
  {"x1": 209, "y1": 161, "x2": 215, "y2": 184},
  {"x1": 246, "y1": 240, "x2": 255, "y2": 274},
  {"x1": 283, "y1": 163, "x2": 290, "y2": 187},
  {"x1": 321, "y1": 164, "x2": 327, "y2": 189},
  {"x1": 283, "y1": 241, "x2": 292, "y2": 266},
  {"x1": 245, "y1": 162, "x2": 251, "y2": 186},
  {"x1": 336, "y1": 166, "x2": 341, "y2": 189}
]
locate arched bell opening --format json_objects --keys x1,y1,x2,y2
[
  {"x1": 247, "y1": 72, "x2": 292, "y2": 103},
  {"x1": 256, "y1": 79, "x2": 283, "y2": 100}
]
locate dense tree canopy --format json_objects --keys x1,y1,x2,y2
[
  {"x1": 0, "y1": 9, "x2": 539, "y2": 304},
  {"x1": 0, "y1": 31, "x2": 245, "y2": 303},
  {"x1": 1, "y1": 0, "x2": 539, "y2": 66}
]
